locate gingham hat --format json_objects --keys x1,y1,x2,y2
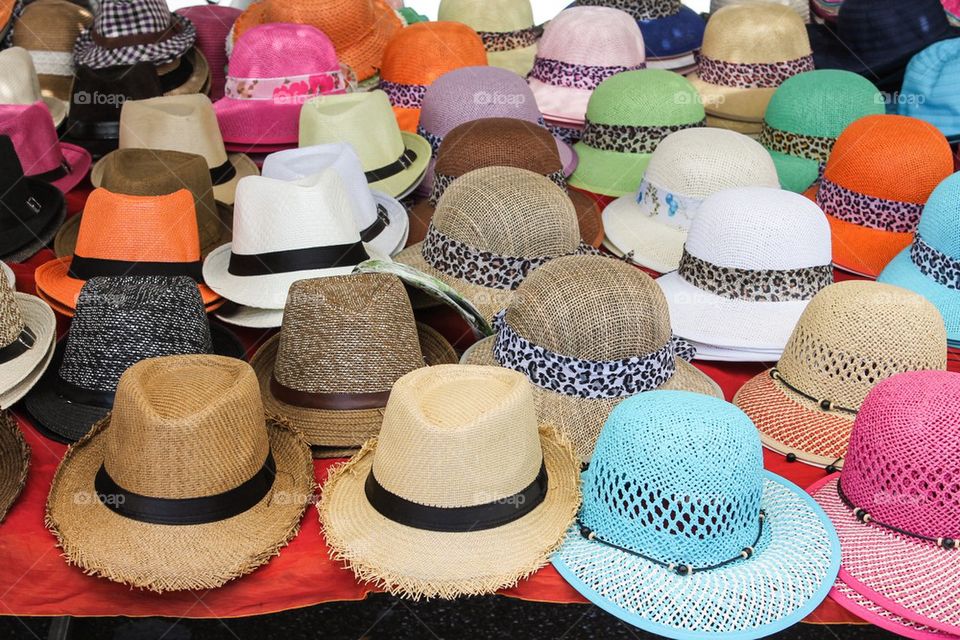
[{"x1": 74, "y1": 0, "x2": 196, "y2": 69}]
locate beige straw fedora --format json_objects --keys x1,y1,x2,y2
[
  {"x1": 250, "y1": 274, "x2": 458, "y2": 457},
  {"x1": 0, "y1": 47, "x2": 67, "y2": 127},
  {"x1": 462, "y1": 255, "x2": 722, "y2": 461},
  {"x1": 45, "y1": 354, "x2": 314, "y2": 593},
  {"x1": 319, "y1": 364, "x2": 581, "y2": 599},
  {"x1": 0, "y1": 278, "x2": 56, "y2": 410},
  {"x1": 0, "y1": 411, "x2": 29, "y2": 522},
  {"x1": 12, "y1": 0, "x2": 93, "y2": 104}
]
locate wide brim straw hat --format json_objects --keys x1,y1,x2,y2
[
  {"x1": 0, "y1": 411, "x2": 29, "y2": 522},
  {"x1": 0, "y1": 293, "x2": 56, "y2": 410},
  {"x1": 827, "y1": 580, "x2": 949, "y2": 640},
  {"x1": 0, "y1": 181, "x2": 67, "y2": 264}
]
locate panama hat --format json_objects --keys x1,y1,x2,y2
[
  {"x1": 438, "y1": 0, "x2": 539, "y2": 76},
  {"x1": 657, "y1": 187, "x2": 833, "y2": 356},
  {"x1": 0, "y1": 277, "x2": 56, "y2": 410},
  {"x1": 711, "y1": 0, "x2": 810, "y2": 21},
  {"x1": 554, "y1": 390, "x2": 840, "y2": 639},
  {"x1": 261, "y1": 143, "x2": 409, "y2": 257},
  {"x1": 734, "y1": 281, "x2": 947, "y2": 470},
  {"x1": 462, "y1": 255, "x2": 721, "y2": 461},
  {"x1": 46, "y1": 354, "x2": 313, "y2": 593},
  {"x1": 568, "y1": 69, "x2": 706, "y2": 197},
  {"x1": 761, "y1": 70, "x2": 884, "y2": 193},
  {"x1": 899, "y1": 38, "x2": 960, "y2": 143},
  {"x1": 250, "y1": 274, "x2": 456, "y2": 457},
  {"x1": 320, "y1": 364, "x2": 580, "y2": 599},
  {"x1": 0, "y1": 101, "x2": 91, "y2": 194},
  {"x1": 0, "y1": 46, "x2": 67, "y2": 127},
  {"x1": 174, "y1": 5, "x2": 240, "y2": 101},
  {"x1": 0, "y1": 411, "x2": 28, "y2": 522},
  {"x1": 12, "y1": 0, "x2": 92, "y2": 104},
  {"x1": 804, "y1": 114, "x2": 953, "y2": 279},
  {"x1": 299, "y1": 91, "x2": 431, "y2": 199}
]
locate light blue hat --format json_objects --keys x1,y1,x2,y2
[
  {"x1": 552, "y1": 390, "x2": 840, "y2": 640},
  {"x1": 899, "y1": 39, "x2": 960, "y2": 142}
]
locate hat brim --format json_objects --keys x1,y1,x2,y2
[
  {"x1": 553, "y1": 471, "x2": 840, "y2": 640},
  {"x1": 0, "y1": 293, "x2": 57, "y2": 409},
  {"x1": 213, "y1": 95, "x2": 309, "y2": 147},
  {"x1": 528, "y1": 78, "x2": 590, "y2": 125},
  {"x1": 768, "y1": 148, "x2": 821, "y2": 194},
  {"x1": 601, "y1": 191, "x2": 689, "y2": 274},
  {"x1": 371, "y1": 132, "x2": 432, "y2": 199},
  {"x1": 686, "y1": 74, "x2": 775, "y2": 123},
  {"x1": 878, "y1": 248, "x2": 960, "y2": 344},
  {"x1": 44, "y1": 95, "x2": 68, "y2": 129},
  {"x1": 0, "y1": 412, "x2": 29, "y2": 523},
  {"x1": 319, "y1": 424, "x2": 581, "y2": 599},
  {"x1": 638, "y1": 5, "x2": 705, "y2": 60},
  {"x1": 163, "y1": 48, "x2": 210, "y2": 98},
  {"x1": 73, "y1": 13, "x2": 197, "y2": 70},
  {"x1": 0, "y1": 179, "x2": 66, "y2": 263},
  {"x1": 214, "y1": 303, "x2": 284, "y2": 329},
  {"x1": 568, "y1": 141, "x2": 650, "y2": 198},
  {"x1": 48, "y1": 142, "x2": 93, "y2": 194},
  {"x1": 368, "y1": 191, "x2": 410, "y2": 257},
  {"x1": 828, "y1": 578, "x2": 950, "y2": 640}
]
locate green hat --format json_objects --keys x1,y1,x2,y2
[
  {"x1": 568, "y1": 69, "x2": 706, "y2": 197},
  {"x1": 761, "y1": 70, "x2": 885, "y2": 193}
]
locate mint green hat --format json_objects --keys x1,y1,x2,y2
[
  {"x1": 760, "y1": 70, "x2": 884, "y2": 193},
  {"x1": 568, "y1": 69, "x2": 705, "y2": 198}
]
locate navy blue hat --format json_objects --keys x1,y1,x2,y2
[{"x1": 573, "y1": 1, "x2": 705, "y2": 63}]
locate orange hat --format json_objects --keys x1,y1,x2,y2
[
  {"x1": 379, "y1": 22, "x2": 488, "y2": 132},
  {"x1": 232, "y1": 0, "x2": 402, "y2": 82},
  {"x1": 35, "y1": 189, "x2": 222, "y2": 315},
  {"x1": 805, "y1": 114, "x2": 953, "y2": 278}
]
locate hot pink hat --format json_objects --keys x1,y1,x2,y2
[
  {"x1": 175, "y1": 5, "x2": 242, "y2": 101},
  {"x1": 213, "y1": 23, "x2": 351, "y2": 146},
  {"x1": 809, "y1": 370, "x2": 960, "y2": 636},
  {"x1": 0, "y1": 101, "x2": 91, "y2": 194}
]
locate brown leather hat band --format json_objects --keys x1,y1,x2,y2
[{"x1": 270, "y1": 376, "x2": 390, "y2": 411}]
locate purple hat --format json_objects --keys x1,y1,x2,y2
[{"x1": 176, "y1": 5, "x2": 241, "y2": 101}]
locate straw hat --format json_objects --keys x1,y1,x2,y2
[
  {"x1": 568, "y1": 69, "x2": 706, "y2": 197},
  {"x1": 0, "y1": 411, "x2": 28, "y2": 522},
  {"x1": 46, "y1": 354, "x2": 313, "y2": 593},
  {"x1": 0, "y1": 277, "x2": 56, "y2": 410},
  {"x1": 394, "y1": 166, "x2": 596, "y2": 322},
  {"x1": 734, "y1": 281, "x2": 947, "y2": 470},
  {"x1": 250, "y1": 274, "x2": 457, "y2": 456},
  {"x1": 409, "y1": 118, "x2": 600, "y2": 248},
  {"x1": 0, "y1": 46, "x2": 67, "y2": 127},
  {"x1": 711, "y1": 0, "x2": 810, "y2": 21},
  {"x1": 35, "y1": 188, "x2": 222, "y2": 315},
  {"x1": 174, "y1": 5, "x2": 240, "y2": 101},
  {"x1": 553, "y1": 390, "x2": 840, "y2": 638},
  {"x1": 688, "y1": 5, "x2": 813, "y2": 124},
  {"x1": 320, "y1": 364, "x2": 580, "y2": 599},
  {"x1": 0, "y1": 101, "x2": 90, "y2": 194},
  {"x1": 1, "y1": 262, "x2": 12, "y2": 289},
  {"x1": 804, "y1": 114, "x2": 953, "y2": 279},
  {"x1": 528, "y1": 7, "x2": 646, "y2": 125},
  {"x1": 11, "y1": 0, "x2": 92, "y2": 104},
  {"x1": 657, "y1": 187, "x2": 833, "y2": 356},
  {"x1": 761, "y1": 70, "x2": 884, "y2": 193},
  {"x1": 899, "y1": 38, "x2": 960, "y2": 143},
  {"x1": 462, "y1": 255, "x2": 722, "y2": 461},
  {"x1": 438, "y1": 0, "x2": 539, "y2": 76},
  {"x1": 299, "y1": 91, "x2": 431, "y2": 199}
]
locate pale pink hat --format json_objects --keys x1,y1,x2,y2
[
  {"x1": 0, "y1": 101, "x2": 91, "y2": 194},
  {"x1": 527, "y1": 6, "x2": 645, "y2": 125}
]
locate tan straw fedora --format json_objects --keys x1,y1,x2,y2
[
  {"x1": 0, "y1": 411, "x2": 29, "y2": 522},
  {"x1": 319, "y1": 364, "x2": 580, "y2": 599},
  {"x1": 45, "y1": 354, "x2": 314, "y2": 593},
  {"x1": 250, "y1": 274, "x2": 457, "y2": 457},
  {"x1": 12, "y1": 0, "x2": 93, "y2": 104},
  {"x1": 0, "y1": 278, "x2": 56, "y2": 410}
]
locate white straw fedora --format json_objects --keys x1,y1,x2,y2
[
  {"x1": 0, "y1": 47, "x2": 67, "y2": 127},
  {"x1": 0, "y1": 277, "x2": 56, "y2": 410}
]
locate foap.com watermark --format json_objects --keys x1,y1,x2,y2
[
  {"x1": 73, "y1": 90, "x2": 128, "y2": 107},
  {"x1": 879, "y1": 91, "x2": 926, "y2": 107},
  {"x1": 473, "y1": 90, "x2": 527, "y2": 107},
  {"x1": 73, "y1": 490, "x2": 126, "y2": 507}
]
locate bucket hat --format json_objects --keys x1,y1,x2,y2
[
  {"x1": 734, "y1": 281, "x2": 947, "y2": 470},
  {"x1": 568, "y1": 69, "x2": 706, "y2": 197},
  {"x1": 394, "y1": 166, "x2": 597, "y2": 322},
  {"x1": 462, "y1": 255, "x2": 722, "y2": 461},
  {"x1": 250, "y1": 274, "x2": 457, "y2": 456},
  {"x1": 11, "y1": 0, "x2": 92, "y2": 104},
  {"x1": 603, "y1": 128, "x2": 781, "y2": 274},
  {"x1": 319, "y1": 364, "x2": 581, "y2": 599},
  {"x1": 761, "y1": 70, "x2": 884, "y2": 193},
  {"x1": 299, "y1": 91, "x2": 431, "y2": 199},
  {"x1": 438, "y1": 0, "x2": 540, "y2": 76},
  {"x1": 657, "y1": 187, "x2": 833, "y2": 356},
  {"x1": 553, "y1": 390, "x2": 840, "y2": 639},
  {"x1": 0, "y1": 46, "x2": 67, "y2": 127},
  {"x1": 0, "y1": 101, "x2": 90, "y2": 194},
  {"x1": 46, "y1": 354, "x2": 313, "y2": 593},
  {"x1": 213, "y1": 23, "x2": 352, "y2": 149},
  {"x1": 0, "y1": 411, "x2": 28, "y2": 522},
  {"x1": 804, "y1": 114, "x2": 953, "y2": 279},
  {"x1": 174, "y1": 5, "x2": 240, "y2": 101},
  {"x1": 35, "y1": 188, "x2": 222, "y2": 315},
  {"x1": 379, "y1": 21, "x2": 488, "y2": 133},
  {"x1": 261, "y1": 143, "x2": 409, "y2": 257},
  {"x1": 899, "y1": 39, "x2": 960, "y2": 143},
  {"x1": 528, "y1": 7, "x2": 645, "y2": 125},
  {"x1": 0, "y1": 277, "x2": 56, "y2": 410},
  {"x1": 711, "y1": 0, "x2": 810, "y2": 21}
]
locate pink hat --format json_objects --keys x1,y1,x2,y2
[
  {"x1": 0, "y1": 101, "x2": 91, "y2": 194},
  {"x1": 175, "y1": 5, "x2": 242, "y2": 101},
  {"x1": 527, "y1": 6, "x2": 645, "y2": 125},
  {"x1": 213, "y1": 23, "x2": 351, "y2": 146},
  {"x1": 809, "y1": 370, "x2": 960, "y2": 636}
]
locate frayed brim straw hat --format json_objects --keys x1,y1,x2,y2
[{"x1": 0, "y1": 411, "x2": 28, "y2": 522}]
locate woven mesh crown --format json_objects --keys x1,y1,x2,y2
[
  {"x1": 917, "y1": 171, "x2": 960, "y2": 258},
  {"x1": 438, "y1": 0, "x2": 535, "y2": 32},
  {"x1": 765, "y1": 70, "x2": 884, "y2": 137},
  {"x1": 536, "y1": 6, "x2": 644, "y2": 67},
  {"x1": 700, "y1": 4, "x2": 811, "y2": 64},
  {"x1": 435, "y1": 118, "x2": 562, "y2": 179},
  {"x1": 0, "y1": 279, "x2": 24, "y2": 347},
  {"x1": 13, "y1": 0, "x2": 92, "y2": 53},
  {"x1": 587, "y1": 69, "x2": 703, "y2": 127},
  {"x1": 229, "y1": 23, "x2": 340, "y2": 79},
  {"x1": 379, "y1": 21, "x2": 487, "y2": 86}
]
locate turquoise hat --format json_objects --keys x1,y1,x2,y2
[{"x1": 899, "y1": 38, "x2": 960, "y2": 143}]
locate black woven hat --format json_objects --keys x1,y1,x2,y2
[
  {"x1": 24, "y1": 275, "x2": 246, "y2": 443},
  {"x1": 0, "y1": 135, "x2": 66, "y2": 263}
]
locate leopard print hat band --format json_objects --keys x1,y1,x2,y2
[
  {"x1": 430, "y1": 169, "x2": 567, "y2": 206},
  {"x1": 911, "y1": 234, "x2": 960, "y2": 290},
  {"x1": 678, "y1": 249, "x2": 833, "y2": 302},
  {"x1": 816, "y1": 177, "x2": 924, "y2": 233},
  {"x1": 529, "y1": 57, "x2": 645, "y2": 91},
  {"x1": 476, "y1": 25, "x2": 544, "y2": 53},
  {"x1": 577, "y1": 0, "x2": 682, "y2": 21},
  {"x1": 579, "y1": 119, "x2": 706, "y2": 154},
  {"x1": 695, "y1": 53, "x2": 815, "y2": 89},
  {"x1": 758, "y1": 122, "x2": 835, "y2": 164},
  {"x1": 380, "y1": 80, "x2": 428, "y2": 110}
]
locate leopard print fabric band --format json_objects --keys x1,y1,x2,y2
[
  {"x1": 911, "y1": 234, "x2": 960, "y2": 290},
  {"x1": 416, "y1": 125, "x2": 444, "y2": 157},
  {"x1": 529, "y1": 57, "x2": 646, "y2": 91},
  {"x1": 430, "y1": 169, "x2": 567, "y2": 206},
  {"x1": 816, "y1": 177, "x2": 923, "y2": 233},
  {"x1": 695, "y1": 53, "x2": 815, "y2": 89},
  {"x1": 477, "y1": 25, "x2": 544, "y2": 52},
  {"x1": 635, "y1": 178, "x2": 703, "y2": 228},
  {"x1": 576, "y1": 0, "x2": 681, "y2": 20},
  {"x1": 380, "y1": 80, "x2": 428, "y2": 109},
  {"x1": 678, "y1": 249, "x2": 833, "y2": 302},
  {"x1": 580, "y1": 119, "x2": 706, "y2": 154},
  {"x1": 544, "y1": 121, "x2": 583, "y2": 144},
  {"x1": 759, "y1": 122, "x2": 835, "y2": 164}
]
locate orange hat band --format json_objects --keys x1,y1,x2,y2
[{"x1": 817, "y1": 177, "x2": 923, "y2": 233}]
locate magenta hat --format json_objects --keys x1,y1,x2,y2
[
  {"x1": 175, "y1": 5, "x2": 242, "y2": 101},
  {"x1": 213, "y1": 23, "x2": 352, "y2": 146},
  {"x1": 0, "y1": 101, "x2": 91, "y2": 194},
  {"x1": 809, "y1": 370, "x2": 960, "y2": 636}
]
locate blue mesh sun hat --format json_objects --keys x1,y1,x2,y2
[
  {"x1": 552, "y1": 390, "x2": 841, "y2": 639},
  {"x1": 899, "y1": 39, "x2": 960, "y2": 143}
]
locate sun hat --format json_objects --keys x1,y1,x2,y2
[
  {"x1": 0, "y1": 276, "x2": 56, "y2": 410},
  {"x1": 761, "y1": 70, "x2": 884, "y2": 193},
  {"x1": 438, "y1": 0, "x2": 539, "y2": 76},
  {"x1": 804, "y1": 114, "x2": 954, "y2": 279},
  {"x1": 35, "y1": 188, "x2": 222, "y2": 315},
  {"x1": 461, "y1": 254, "x2": 722, "y2": 461},
  {"x1": 568, "y1": 69, "x2": 706, "y2": 198},
  {"x1": 299, "y1": 91, "x2": 431, "y2": 199},
  {"x1": 213, "y1": 23, "x2": 352, "y2": 149},
  {"x1": 711, "y1": 0, "x2": 810, "y2": 21},
  {"x1": 734, "y1": 281, "x2": 947, "y2": 470},
  {"x1": 0, "y1": 46, "x2": 67, "y2": 127},
  {"x1": 174, "y1": 5, "x2": 240, "y2": 101},
  {"x1": 250, "y1": 274, "x2": 457, "y2": 457},
  {"x1": 528, "y1": 7, "x2": 645, "y2": 125},
  {"x1": 11, "y1": 0, "x2": 92, "y2": 104},
  {"x1": 46, "y1": 354, "x2": 313, "y2": 592},
  {"x1": 602, "y1": 127, "x2": 781, "y2": 274},
  {"x1": 657, "y1": 187, "x2": 833, "y2": 356},
  {"x1": 0, "y1": 135, "x2": 67, "y2": 264},
  {"x1": 554, "y1": 389, "x2": 840, "y2": 639},
  {"x1": 320, "y1": 364, "x2": 580, "y2": 599},
  {"x1": 409, "y1": 118, "x2": 601, "y2": 249},
  {"x1": 0, "y1": 101, "x2": 90, "y2": 194},
  {"x1": 261, "y1": 143, "x2": 409, "y2": 257},
  {"x1": 394, "y1": 166, "x2": 597, "y2": 322},
  {"x1": 0, "y1": 411, "x2": 28, "y2": 522},
  {"x1": 899, "y1": 39, "x2": 960, "y2": 143}
]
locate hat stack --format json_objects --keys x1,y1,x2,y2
[
  {"x1": 0, "y1": 275, "x2": 56, "y2": 409},
  {"x1": 438, "y1": 0, "x2": 540, "y2": 76},
  {"x1": 11, "y1": 0, "x2": 92, "y2": 104},
  {"x1": 899, "y1": 38, "x2": 960, "y2": 143}
]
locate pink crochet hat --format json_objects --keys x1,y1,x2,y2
[
  {"x1": 0, "y1": 101, "x2": 91, "y2": 193},
  {"x1": 213, "y1": 23, "x2": 351, "y2": 146},
  {"x1": 809, "y1": 370, "x2": 960, "y2": 636},
  {"x1": 175, "y1": 5, "x2": 242, "y2": 101}
]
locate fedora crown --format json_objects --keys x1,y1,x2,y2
[
  {"x1": 0, "y1": 102, "x2": 70, "y2": 177},
  {"x1": 119, "y1": 94, "x2": 228, "y2": 168},
  {"x1": 13, "y1": 0, "x2": 92, "y2": 52},
  {"x1": 0, "y1": 47, "x2": 43, "y2": 104},
  {"x1": 228, "y1": 23, "x2": 341, "y2": 80}
]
